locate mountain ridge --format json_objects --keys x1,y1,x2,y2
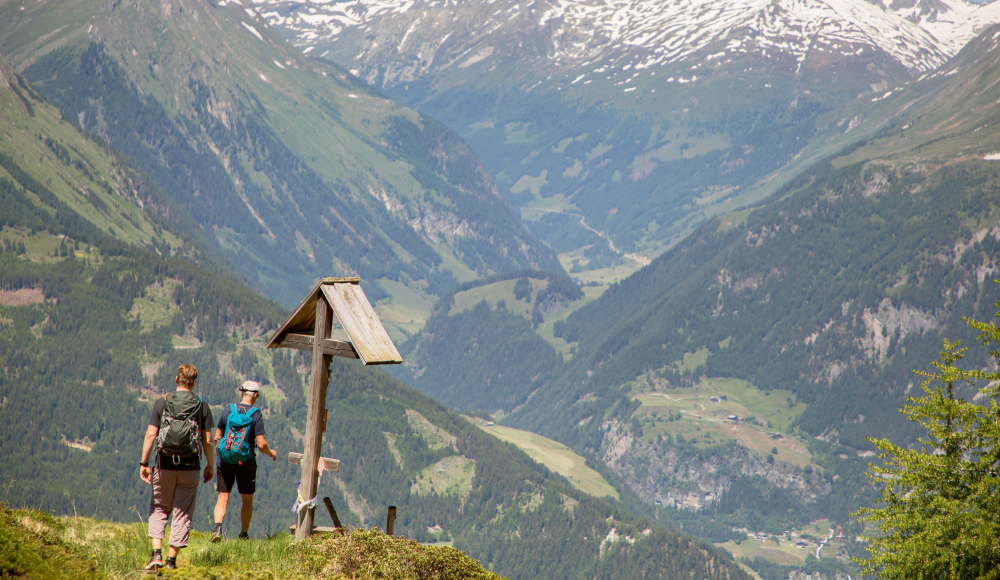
[
  {"x1": 0, "y1": 0, "x2": 560, "y2": 320},
  {"x1": 262, "y1": 0, "x2": 1000, "y2": 86},
  {"x1": 254, "y1": 0, "x2": 1000, "y2": 277}
]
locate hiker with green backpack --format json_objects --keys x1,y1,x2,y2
[
  {"x1": 139, "y1": 364, "x2": 215, "y2": 571},
  {"x1": 210, "y1": 380, "x2": 277, "y2": 542}
]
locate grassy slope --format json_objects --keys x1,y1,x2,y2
[
  {"x1": 0, "y1": 506, "x2": 104, "y2": 580},
  {"x1": 468, "y1": 419, "x2": 618, "y2": 500},
  {"x1": 0, "y1": 55, "x2": 193, "y2": 257},
  {"x1": 446, "y1": 277, "x2": 604, "y2": 358},
  {"x1": 835, "y1": 26, "x2": 1000, "y2": 168},
  {"x1": 0, "y1": 504, "x2": 502, "y2": 580},
  {"x1": 631, "y1": 378, "x2": 814, "y2": 470}
]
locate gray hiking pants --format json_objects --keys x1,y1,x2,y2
[{"x1": 148, "y1": 468, "x2": 199, "y2": 547}]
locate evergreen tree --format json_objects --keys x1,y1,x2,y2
[{"x1": 854, "y1": 325, "x2": 1000, "y2": 578}]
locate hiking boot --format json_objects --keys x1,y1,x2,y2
[
  {"x1": 238, "y1": 531, "x2": 250, "y2": 540},
  {"x1": 145, "y1": 549, "x2": 163, "y2": 571},
  {"x1": 165, "y1": 557, "x2": 177, "y2": 570},
  {"x1": 210, "y1": 523, "x2": 223, "y2": 543}
]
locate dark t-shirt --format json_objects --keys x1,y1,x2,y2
[
  {"x1": 149, "y1": 392, "x2": 213, "y2": 471},
  {"x1": 216, "y1": 403, "x2": 265, "y2": 465}
]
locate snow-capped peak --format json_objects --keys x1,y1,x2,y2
[{"x1": 256, "y1": 0, "x2": 1000, "y2": 73}]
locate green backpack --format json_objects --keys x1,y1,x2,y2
[{"x1": 155, "y1": 391, "x2": 203, "y2": 459}]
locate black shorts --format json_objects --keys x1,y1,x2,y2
[{"x1": 216, "y1": 458, "x2": 257, "y2": 495}]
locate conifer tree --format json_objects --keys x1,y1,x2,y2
[{"x1": 854, "y1": 323, "x2": 1000, "y2": 578}]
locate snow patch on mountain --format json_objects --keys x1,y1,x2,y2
[{"x1": 253, "y1": 0, "x2": 1000, "y2": 78}]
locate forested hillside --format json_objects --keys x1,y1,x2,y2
[
  {"x1": 392, "y1": 270, "x2": 584, "y2": 411},
  {"x1": 0, "y1": 55, "x2": 748, "y2": 580},
  {"x1": 0, "y1": 183, "x2": 748, "y2": 580},
  {"x1": 0, "y1": 0, "x2": 559, "y2": 324}
]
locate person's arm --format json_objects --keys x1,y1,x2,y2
[
  {"x1": 256, "y1": 434, "x2": 277, "y2": 461},
  {"x1": 139, "y1": 424, "x2": 158, "y2": 483},
  {"x1": 202, "y1": 427, "x2": 215, "y2": 483},
  {"x1": 201, "y1": 406, "x2": 215, "y2": 483}
]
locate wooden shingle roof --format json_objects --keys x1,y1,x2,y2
[{"x1": 265, "y1": 277, "x2": 402, "y2": 365}]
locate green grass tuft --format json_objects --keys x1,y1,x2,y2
[
  {"x1": 299, "y1": 528, "x2": 503, "y2": 580},
  {"x1": 0, "y1": 503, "x2": 104, "y2": 579}
]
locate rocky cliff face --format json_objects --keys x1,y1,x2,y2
[{"x1": 600, "y1": 418, "x2": 831, "y2": 513}]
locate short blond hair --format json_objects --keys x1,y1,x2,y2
[{"x1": 176, "y1": 364, "x2": 198, "y2": 387}]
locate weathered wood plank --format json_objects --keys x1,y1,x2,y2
[
  {"x1": 386, "y1": 505, "x2": 396, "y2": 537},
  {"x1": 323, "y1": 497, "x2": 343, "y2": 530},
  {"x1": 289, "y1": 525, "x2": 341, "y2": 535},
  {"x1": 265, "y1": 277, "x2": 364, "y2": 350},
  {"x1": 296, "y1": 297, "x2": 333, "y2": 541},
  {"x1": 265, "y1": 282, "x2": 321, "y2": 349},
  {"x1": 287, "y1": 451, "x2": 340, "y2": 472},
  {"x1": 279, "y1": 333, "x2": 359, "y2": 359},
  {"x1": 321, "y1": 283, "x2": 402, "y2": 365}
]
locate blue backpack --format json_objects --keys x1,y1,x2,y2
[{"x1": 217, "y1": 404, "x2": 259, "y2": 465}]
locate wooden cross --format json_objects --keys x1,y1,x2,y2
[{"x1": 266, "y1": 277, "x2": 402, "y2": 540}]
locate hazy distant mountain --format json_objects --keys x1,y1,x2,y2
[
  {"x1": 0, "y1": 0, "x2": 559, "y2": 319},
  {"x1": 256, "y1": 0, "x2": 1000, "y2": 267},
  {"x1": 500, "y1": 22, "x2": 1000, "y2": 531}
]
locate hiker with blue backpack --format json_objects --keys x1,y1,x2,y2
[
  {"x1": 139, "y1": 363, "x2": 215, "y2": 571},
  {"x1": 211, "y1": 380, "x2": 277, "y2": 541}
]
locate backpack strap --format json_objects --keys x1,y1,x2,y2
[{"x1": 195, "y1": 396, "x2": 204, "y2": 459}]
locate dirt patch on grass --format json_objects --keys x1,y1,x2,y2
[{"x1": 0, "y1": 287, "x2": 45, "y2": 306}]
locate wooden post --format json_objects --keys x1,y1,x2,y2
[
  {"x1": 323, "y1": 497, "x2": 343, "y2": 530},
  {"x1": 296, "y1": 297, "x2": 333, "y2": 540},
  {"x1": 267, "y1": 278, "x2": 401, "y2": 540},
  {"x1": 386, "y1": 506, "x2": 396, "y2": 537}
]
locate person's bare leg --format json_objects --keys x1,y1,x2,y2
[
  {"x1": 240, "y1": 494, "x2": 253, "y2": 533},
  {"x1": 168, "y1": 546, "x2": 179, "y2": 558},
  {"x1": 214, "y1": 492, "x2": 231, "y2": 524},
  {"x1": 152, "y1": 538, "x2": 162, "y2": 550}
]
